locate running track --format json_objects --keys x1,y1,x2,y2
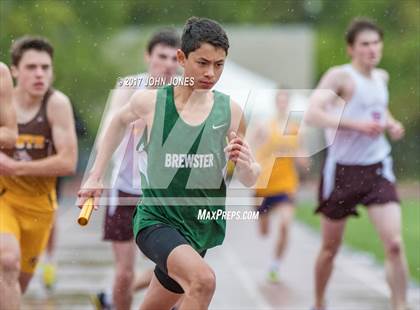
[{"x1": 23, "y1": 183, "x2": 420, "y2": 310}]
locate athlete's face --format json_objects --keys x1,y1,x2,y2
[
  {"x1": 178, "y1": 43, "x2": 226, "y2": 90},
  {"x1": 12, "y1": 49, "x2": 53, "y2": 97},
  {"x1": 146, "y1": 44, "x2": 178, "y2": 82},
  {"x1": 348, "y1": 30, "x2": 383, "y2": 68}
]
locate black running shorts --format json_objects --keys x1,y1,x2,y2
[{"x1": 136, "y1": 223, "x2": 206, "y2": 294}]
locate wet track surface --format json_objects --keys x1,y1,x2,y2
[{"x1": 23, "y1": 186, "x2": 419, "y2": 310}]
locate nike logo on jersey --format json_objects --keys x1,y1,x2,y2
[{"x1": 212, "y1": 123, "x2": 227, "y2": 130}]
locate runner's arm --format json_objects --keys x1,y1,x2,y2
[
  {"x1": 378, "y1": 70, "x2": 404, "y2": 140},
  {"x1": 88, "y1": 89, "x2": 154, "y2": 181},
  {"x1": 226, "y1": 100, "x2": 260, "y2": 187},
  {"x1": 305, "y1": 67, "x2": 355, "y2": 130},
  {"x1": 385, "y1": 109, "x2": 405, "y2": 140},
  {"x1": 13, "y1": 91, "x2": 77, "y2": 176},
  {"x1": 380, "y1": 72, "x2": 399, "y2": 128},
  {"x1": 96, "y1": 77, "x2": 138, "y2": 146},
  {"x1": 386, "y1": 109, "x2": 398, "y2": 126},
  {"x1": 0, "y1": 63, "x2": 17, "y2": 149}
]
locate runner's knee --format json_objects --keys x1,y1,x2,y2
[
  {"x1": 188, "y1": 267, "x2": 216, "y2": 297},
  {"x1": 260, "y1": 224, "x2": 269, "y2": 236},
  {"x1": 321, "y1": 241, "x2": 341, "y2": 260},
  {"x1": 259, "y1": 215, "x2": 269, "y2": 235},
  {"x1": 0, "y1": 250, "x2": 20, "y2": 276},
  {"x1": 115, "y1": 266, "x2": 134, "y2": 286},
  {"x1": 385, "y1": 238, "x2": 403, "y2": 258},
  {"x1": 280, "y1": 222, "x2": 291, "y2": 236}
]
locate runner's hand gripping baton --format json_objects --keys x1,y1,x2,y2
[{"x1": 78, "y1": 197, "x2": 94, "y2": 226}]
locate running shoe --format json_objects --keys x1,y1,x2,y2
[
  {"x1": 90, "y1": 291, "x2": 113, "y2": 310},
  {"x1": 41, "y1": 262, "x2": 57, "y2": 291},
  {"x1": 267, "y1": 267, "x2": 280, "y2": 283}
]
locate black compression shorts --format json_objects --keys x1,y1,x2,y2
[{"x1": 136, "y1": 223, "x2": 206, "y2": 294}]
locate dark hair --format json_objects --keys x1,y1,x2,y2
[
  {"x1": 181, "y1": 17, "x2": 229, "y2": 57},
  {"x1": 11, "y1": 36, "x2": 54, "y2": 66},
  {"x1": 345, "y1": 18, "x2": 383, "y2": 45},
  {"x1": 147, "y1": 28, "x2": 181, "y2": 54}
]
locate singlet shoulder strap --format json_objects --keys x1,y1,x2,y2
[
  {"x1": 211, "y1": 90, "x2": 231, "y2": 129},
  {"x1": 342, "y1": 63, "x2": 356, "y2": 75},
  {"x1": 147, "y1": 85, "x2": 169, "y2": 145},
  {"x1": 39, "y1": 88, "x2": 54, "y2": 118}
]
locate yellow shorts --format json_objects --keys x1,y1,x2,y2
[{"x1": 0, "y1": 189, "x2": 57, "y2": 274}]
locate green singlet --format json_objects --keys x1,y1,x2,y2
[{"x1": 133, "y1": 85, "x2": 231, "y2": 252}]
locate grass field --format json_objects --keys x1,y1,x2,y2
[{"x1": 296, "y1": 199, "x2": 420, "y2": 282}]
